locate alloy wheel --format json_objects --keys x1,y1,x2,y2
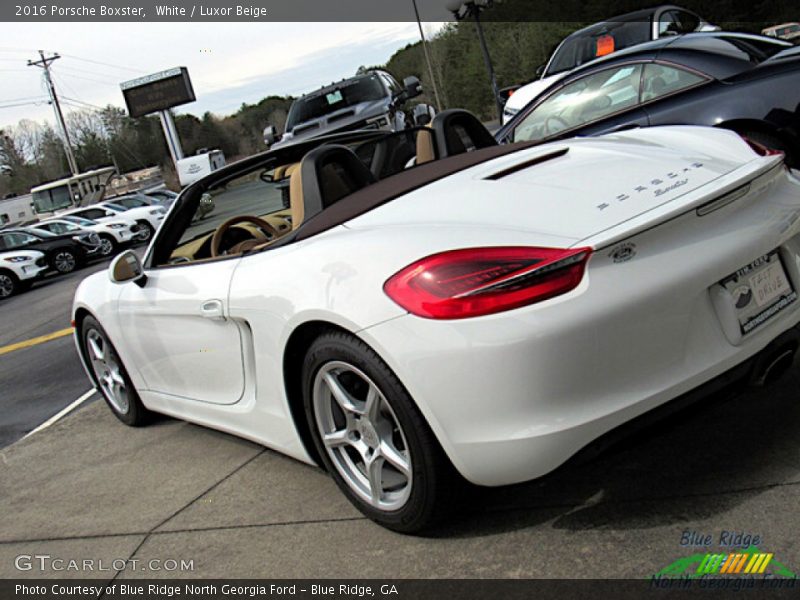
[
  {"x1": 313, "y1": 361, "x2": 412, "y2": 511},
  {"x1": 99, "y1": 238, "x2": 114, "y2": 256},
  {"x1": 86, "y1": 328, "x2": 130, "y2": 415},
  {"x1": 0, "y1": 273, "x2": 14, "y2": 297},
  {"x1": 54, "y1": 251, "x2": 76, "y2": 273}
]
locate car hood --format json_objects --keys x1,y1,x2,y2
[
  {"x1": 345, "y1": 126, "x2": 775, "y2": 247},
  {"x1": 274, "y1": 98, "x2": 392, "y2": 149},
  {"x1": 0, "y1": 249, "x2": 43, "y2": 260}
]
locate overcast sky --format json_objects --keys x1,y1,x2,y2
[{"x1": 0, "y1": 22, "x2": 445, "y2": 130}]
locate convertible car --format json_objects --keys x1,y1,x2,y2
[
  {"x1": 497, "y1": 32, "x2": 800, "y2": 167},
  {"x1": 72, "y1": 110, "x2": 800, "y2": 532}
]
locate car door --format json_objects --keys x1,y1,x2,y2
[
  {"x1": 116, "y1": 258, "x2": 246, "y2": 405},
  {"x1": 510, "y1": 63, "x2": 650, "y2": 143}
]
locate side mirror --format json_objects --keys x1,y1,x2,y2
[
  {"x1": 263, "y1": 125, "x2": 278, "y2": 148},
  {"x1": 535, "y1": 64, "x2": 545, "y2": 78},
  {"x1": 402, "y1": 76, "x2": 422, "y2": 101},
  {"x1": 109, "y1": 250, "x2": 146, "y2": 287}
]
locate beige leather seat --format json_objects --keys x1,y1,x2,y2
[
  {"x1": 289, "y1": 163, "x2": 305, "y2": 230},
  {"x1": 415, "y1": 127, "x2": 436, "y2": 165}
]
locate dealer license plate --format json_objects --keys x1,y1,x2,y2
[{"x1": 721, "y1": 251, "x2": 797, "y2": 335}]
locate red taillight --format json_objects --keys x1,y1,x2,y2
[
  {"x1": 384, "y1": 246, "x2": 592, "y2": 320},
  {"x1": 742, "y1": 135, "x2": 783, "y2": 158}
]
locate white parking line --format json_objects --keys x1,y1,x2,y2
[{"x1": 22, "y1": 389, "x2": 96, "y2": 440}]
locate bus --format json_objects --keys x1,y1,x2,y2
[{"x1": 30, "y1": 167, "x2": 117, "y2": 217}]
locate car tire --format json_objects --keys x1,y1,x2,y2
[
  {"x1": 0, "y1": 269, "x2": 19, "y2": 298},
  {"x1": 302, "y1": 330, "x2": 458, "y2": 533},
  {"x1": 80, "y1": 316, "x2": 153, "y2": 427},
  {"x1": 98, "y1": 235, "x2": 117, "y2": 257},
  {"x1": 50, "y1": 248, "x2": 78, "y2": 274},
  {"x1": 136, "y1": 221, "x2": 154, "y2": 242},
  {"x1": 738, "y1": 129, "x2": 796, "y2": 168}
]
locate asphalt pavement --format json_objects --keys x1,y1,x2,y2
[{"x1": 0, "y1": 241, "x2": 798, "y2": 580}]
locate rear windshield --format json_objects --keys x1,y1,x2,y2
[
  {"x1": 286, "y1": 75, "x2": 386, "y2": 131},
  {"x1": 675, "y1": 35, "x2": 789, "y2": 64},
  {"x1": 547, "y1": 20, "x2": 651, "y2": 76}
]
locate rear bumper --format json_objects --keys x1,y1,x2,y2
[{"x1": 363, "y1": 308, "x2": 800, "y2": 487}]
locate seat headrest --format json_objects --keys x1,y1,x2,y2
[
  {"x1": 430, "y1": 109, "x2": 498, "y2": 159},
  {"x1": 298, "y1": 144, "x2": 376, "y2": 223}
]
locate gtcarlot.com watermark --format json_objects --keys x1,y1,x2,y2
[{"x1": 14, "y1": 554, "x2": 194, "y2": 573}]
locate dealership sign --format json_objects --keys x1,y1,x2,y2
[{"x1": 120, "y1": 67, "x2": 195, "y2": 118}]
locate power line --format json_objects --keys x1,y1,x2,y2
[
  {"x1": 58, "y1": 53, "x2": 146, "y2": 74},
  {"x1": 55, "y1": 70, "x2": 121, "y2": 87},
  {"x1": 61, "y1": 96, "x2": 106, "y2": 111},
  {"x1": 0, "y1": 95, "x2": 49, "y2": 103},
  {"x1": 0, "y1": 100, "x2": 49, "y2": 110}
]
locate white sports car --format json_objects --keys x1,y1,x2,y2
[{"x1": 72, "y1": 110, "x2": 800, "y2": 532}]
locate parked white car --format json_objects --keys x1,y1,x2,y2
[
  {"x1": 33, "y1": 216, "x2": 139, "y2": 257},
  {"x1": 502, "y1": 5, "x2": 717, "y2": 123},
  {"x1": 72, "y1": 118, "x2": 800, "y2": 532},
  {"x1": 60, "y1": 202, "x2": 166, "y2": 242},
  {"x1": 0, "y1": 249, "x2": 47, "y2": 298}
]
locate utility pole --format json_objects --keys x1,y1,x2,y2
[
  {"x1": 27, "y1": 50, "x2": 80, "y2": 176},
  {"x1": 411, "y1": 0, "x2": 443, "y2": 110}
]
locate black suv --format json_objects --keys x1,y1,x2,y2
[{"x1": 0, "y1": 227, "x2": 101, "y2": 274}]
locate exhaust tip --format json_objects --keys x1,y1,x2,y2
[{"x1": 750, "y1": 344, "x2": 797, "y2": 387}]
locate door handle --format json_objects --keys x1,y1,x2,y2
[{"x1": 200, "y1": 299, "x2": 225, "y2": 320}]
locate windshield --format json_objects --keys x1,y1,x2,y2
[
  {"x1": 285, "y1": 74, "x2": 386, "y2": 131},
  {"x1": 32, "y1": 184, "x2": 73, "y2": 214},
  {"x1": 778, "y1": 25, "x2": 799, "y2": 36},
  {"x1": 24, "y1": 227, "x2": 54, "y2": 238},
  {"x1": 547, "y1": 21, "x2": 651, "y2": 76},
  {"x1": 104, "y1": 203, "x2": 126, "y2": 212}
]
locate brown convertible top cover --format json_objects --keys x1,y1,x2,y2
[{"x1": 292, "y1": 140, "x2": 540, "y2": 242}]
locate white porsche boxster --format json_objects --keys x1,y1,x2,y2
[{"x1": 72, "y1": 110, "x2": 800, "y2": 532}]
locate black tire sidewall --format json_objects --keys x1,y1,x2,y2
[
  {"x1": 301, "y1": 331, "x2": 454, "y2": 533},
  {"x1": 80, "y1": 315, "x2": 151, "y2": 426}
]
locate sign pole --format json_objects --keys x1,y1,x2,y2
[{"x1": 158, "y1": 110, "x2": 184, "y2": 169}]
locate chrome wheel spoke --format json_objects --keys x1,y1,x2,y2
[
  {"x1": 110, "y1": 367, "x2": 125, "y2": 388},
  {"x1": 323, "y1": 429, "x2": 351, "y2": 448},
  {"x1": 379, "y1": 440, "x2": 411, "y2": 478},
  {"x1": 365, "y1": 452, "x2": 384, "y2": 504},
  {"x1": 88, "y1": 335, "x2": 105, "y2": 362},
  {"x1": 323, "y1": 372, "x2": 360, "y2": 414},
  {"x1": 364, "y1": 387, "x2": 381, "y2": 423}
]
